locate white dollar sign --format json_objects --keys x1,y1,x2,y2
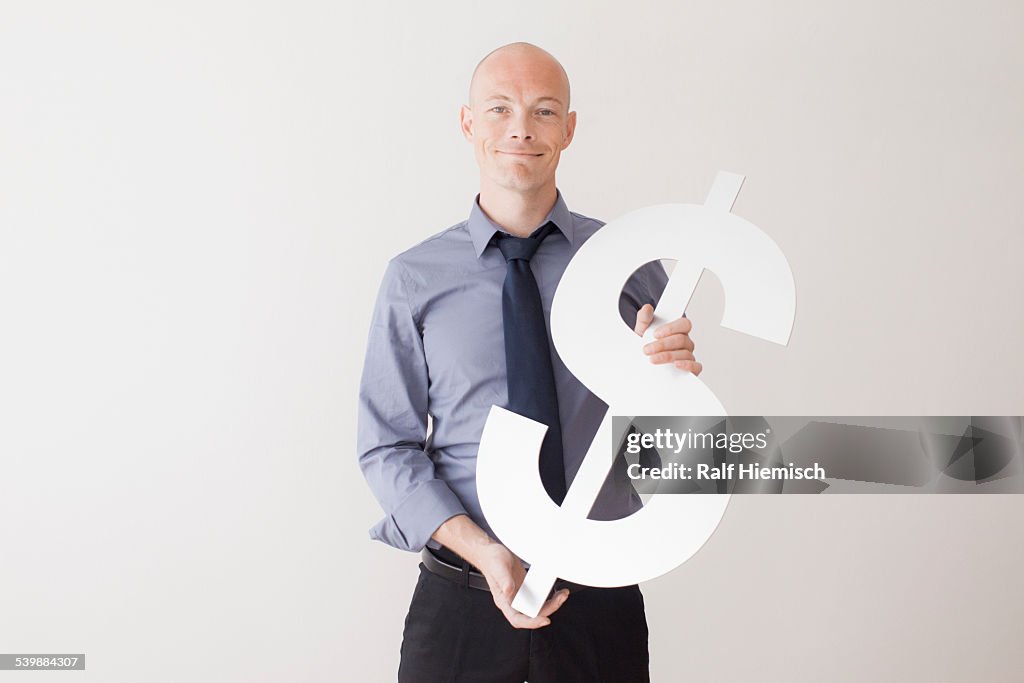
[{"x1": 477, "y1": 172, "x2": 796, "y2": 617}]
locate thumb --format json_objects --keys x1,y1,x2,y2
[{"x1": 634, "y1": 303, "x2": 654, "y2": 336}]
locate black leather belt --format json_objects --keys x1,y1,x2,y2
[
  {"x1": 421, "y1": 547, "x2": 491, "y2": 590},
  {"x1": 420, "y1": 547, "x2": 591, "y2": 595}
]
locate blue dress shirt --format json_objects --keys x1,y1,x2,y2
[{"x1": 357, "y1": 189, "x2": 668, "y2": 553}]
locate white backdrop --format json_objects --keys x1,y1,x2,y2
[{"x1": 1, "y1": 1, "x2": 1022, "y2": 681}]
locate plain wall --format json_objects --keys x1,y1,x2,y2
[{"x1": 1, "y1": 1, "x2": 1022, "y2": 680}]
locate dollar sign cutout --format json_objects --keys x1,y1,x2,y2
[{"x1": 477, "y1": 172, "x2": 796, "y2": 617}]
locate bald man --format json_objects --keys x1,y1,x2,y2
[{"x1": 358, "y1": 42, "x2": 700, "y2": 682}]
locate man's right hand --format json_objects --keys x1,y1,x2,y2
[
  {"x1": 472, "y1": 541, "x2": 569, "y2": 629},
  {"x1": 432, "y1": 514, "x2": 569, "y2": 629}
]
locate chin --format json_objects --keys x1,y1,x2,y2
[
  {"x1": 500, "y1": 177, "x2": 545, "y2": 194},
  {"x1": 496, "y1": 168, "x2": 549, "y2": 189}
]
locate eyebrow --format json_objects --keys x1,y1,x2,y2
[{"x1": 484, "y1": 95, "x2": 564, "y2": 107}]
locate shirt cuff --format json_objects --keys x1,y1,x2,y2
[{"x1": 368, "y1": 479, "x2": 467, "y2": 553}]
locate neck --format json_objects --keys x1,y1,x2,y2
[{"x1": 477, "y1": 178, "x2": 558, "y2": 237}]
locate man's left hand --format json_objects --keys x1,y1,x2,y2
[{"x1": 634, "y1": 303, "x2": 703, "y2": 376}]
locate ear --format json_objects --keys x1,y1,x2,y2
[
  {"x1": 561, "y1": 110, "x2": 577, "y2": 149},
  {"x1": 460, "y1": 104, "x2": 474, "y2": 142}
]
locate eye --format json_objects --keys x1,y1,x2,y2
[
  {"x1": 490, "y1": 106, "x2": 508, "y2": 113},
  {"x1": 538, "y1": 109, "x2": 555, "y2": 116}
]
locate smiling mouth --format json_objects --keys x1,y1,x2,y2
[{"x1": 499, "y1": 151, "x2": 543, "y2": 157}]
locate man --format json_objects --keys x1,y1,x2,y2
[{"x1": 358, "y1": 42, "x2": 701, "y2": 682}]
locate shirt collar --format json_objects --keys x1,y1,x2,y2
[{"x1": 467, "y1": 188, "x2": 575, "y2": 258}]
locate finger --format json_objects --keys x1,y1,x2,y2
[
  {"x1": 508, "y1": 611, "x2": 552, "y2": 629},
  {"x1": 634, "y1": 304, "x2": 655, "y2": 336},
  {"x1": 653, "y1": 316, "x2": 692, "y2": 338},
  {"x1": 500, "y1": 601, "x2": 552, "y2": 629},
  {"x1": 537, "y1": 589, "x2": 570, "y2": 618},
  {"x1": 642, "y1": 334, "x2": 694, "y2": 355},
  {"x1": 649, "y1": 350, "x2": 695, "y2": 365},
  {"x1": 674, "y1": 360, "x2": 703, "y2": 375}
]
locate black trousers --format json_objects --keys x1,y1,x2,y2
[{"x1": 397, "y1": 562, "x2": 650, "y2": 682}]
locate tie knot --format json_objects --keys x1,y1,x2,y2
[{"x1": 495, "y1": 221, "x2": 557, "y2": 263}]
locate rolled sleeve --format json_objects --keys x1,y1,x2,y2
[
  {"x1": 367, "y1": 479, "x2": 466, "y2": 551},
  {"x1": 357, "y1": 259, "x2": 467, "y2": 553}
]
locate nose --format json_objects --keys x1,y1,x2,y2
[{"x1": 507, "y1": 108, "x2": 535, "y2": 141}]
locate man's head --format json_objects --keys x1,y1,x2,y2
[{"x1": 461, "y1": 42, "x2": 576, "y2": 196}]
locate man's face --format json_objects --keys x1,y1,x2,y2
[{"x1": 461, "y1": 50, "x2": 576, "y2": 194}]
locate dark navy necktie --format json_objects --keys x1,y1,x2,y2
[{"x1": 495, "y1": 221, "x2": 567, "y2": 505}]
